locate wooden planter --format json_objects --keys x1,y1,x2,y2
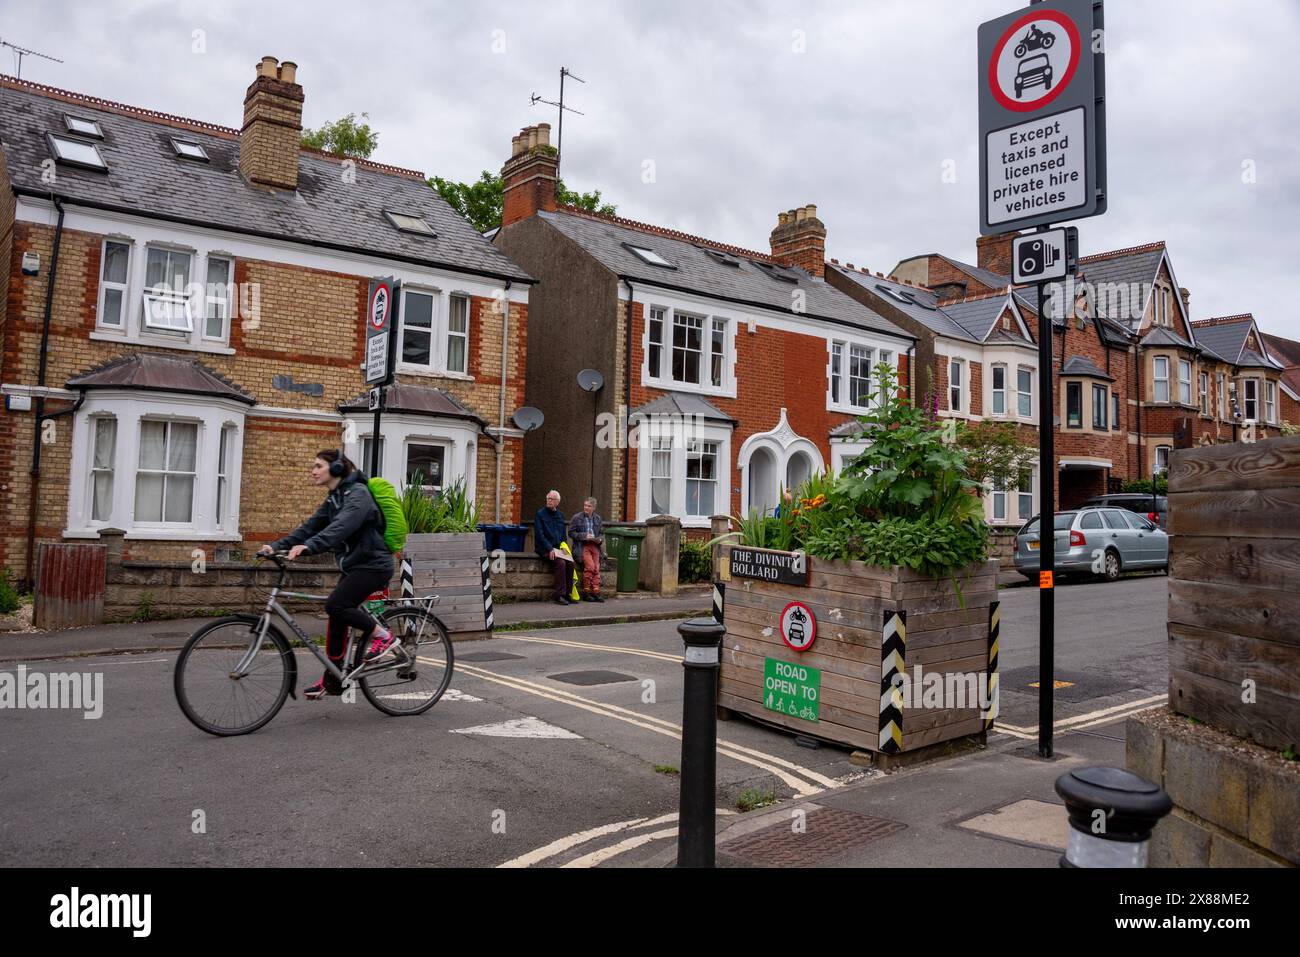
[
  {"x1": 391, "y1": 532, "x2": 492, "y2": 640},
  {"x1": 716, "y1": 544, "x2": 1000, "y2": 755}
]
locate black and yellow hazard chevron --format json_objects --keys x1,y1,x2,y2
[
  {"x1": 985, "y1": 601, "x2": 1000, "y2": 731},
  {"x1": 879, "y1": 609, "x2": 906, "y2": 753}
]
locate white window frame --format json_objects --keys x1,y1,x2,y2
[
  {"x1": 986, "y1": 464, "x2": 1036, "y2": 526},
  {"x1": 134, "y1": 418, "x2": 200, "y2": 526},
  {"x1": 709, "y1": 317, "x2": 727, "y2": 388},
  {"x1": 1266, "y1": 380, "x2": 1277, "y2": 424},
  {"x1": 404, "y1": 439, "x2": 453, "y2": 494},
  {"x1": 344, "y1": 413, "x2": 479, "y2": 503},
  {"x1": 203, "y1": 256, "x2": 233, "y2": 342},
  {"x1": 141, "y1": 245, "x2": 196, "y2": 334},
  {"x1": 1217, "y1": 373, "x2": 1226, "y2": 419},
  {"x1": 828, "y1": 337, "x2": 899, "y2": 415},
  {"x1": 640, "y1": 300, "x2": 735, "y2": 398},
  {"x1": 97, "y1": 239, "x2": 131, "y2": 330},
  {"x1": 1155, "y1": 445, "x2": 1171, "y2": 476},
  {"x1": 1152, "y1": 356, "x2": 1170, "y2": 403},
  {"x1": 64, "y1": 392, "x2": 245, "y2": 541},
  {"x1": 829, "y1": 341, "x2": 844, "y2": 405},
  {"x1": 446, "y1": 294, "x2": 470, "y2": 375},
  {"x1": 684, "y1": 439, "x2": 721, "y2": 519},
  {"x1": 671, "y1": 311, "x2": 706, "y2": 387},
  {"x1": 89, "y1": 415, "x2": 118, "y2": 525},
  {"x1": 949, "y1": 358, "x2": 964, "y2": 412},
  {"x1": 1017, "y1": 467, "x2": 1036, "y2": 521},
  {"x1": 1199, "y1": 372, "x2": 1209, "y2": 415},
  {"x1": 850, "y1": 344, "x2": 875, "y2": 409},
  {"x1": 397, "y1": 285, "x2": 440, "y2": 372},
  {"x1": 1178, "y1": 359, "x2": 1192, "y2": 405},
  {"x1": 991, "y1": 364, "x2": 1006, "y2": 416},
  {"x1": 648, "y1": 307, "x2": 666, "y2": 380},
  {"x1": 634, "y1": 418, "x2": 733, "y2": 528},
  {"x1": 1017, "y1": 367, "x2": 1033, "y2": 418},
  {"x1": 216, "y1": 425, "x2": 233, "y2": 530},
  {"x1": 1243, "y1": 378, "x2": 1258, "y2": 421}
]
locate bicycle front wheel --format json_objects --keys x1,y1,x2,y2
[
  {"x1": 174, "y1": 615, "x2": 294, "y2": 736},
  {"x1": 360, "y1": 608, "x2": 454, "y2": 716}
]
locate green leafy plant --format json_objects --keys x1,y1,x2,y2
[
  {"x1": 0, "y1": 569, "x2": 19, "y2": 615},
  {"x1": 735, "y1": 787, "x2": 777, "y2": 812},
  {"x1": 131, "y1": 592, "x2": 157, "y2": 623},
  {"x1": 300, "y1": 113, "x2": 379, "y2": 158},
  {"x1": 654, "y1": 764, "x2": 680, "y2": 775},
  {"x1": 678, "y1": 538, "x2": 713, "y2": 584},
  {"x1": 429, "y1": 170, "x2": 617, "y2": 233},
  {"x1": 1122, "y1": 476, "x2": 1169, "y2": 495},
  {"x1": 401, "y1": 475, "x2": 481, "y2": 534}
]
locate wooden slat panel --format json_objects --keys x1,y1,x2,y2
[
  {"x1": 1170, "y1": 666, "x2": 1300, "y2": 753},
  {"x1": 720, "y1": 667, "x2": 879, "y2": 721},
  {"x1": 718, "y1": 691, "x2": 877, "y2": 751},
  {"x1": 723, "y1": 646, "x2": 882, "y2": 698},
  {"x1": 727, "y1": 581, "x2": 891, "y2": 617},
  {"x1": 1168, "y1": 437, "x2": 1300, "y2": 493},
  {"x1": 719, "y1": 678, "x2": 880, "y2": 734},
  {"x1": 1168, "y1": 578, "x2": 1300, "y2": 646},
  {"x1": 722, "y1": 603, "x2": 880, "y2": 651},
  {"x1": 1167, "y1": 488, "x2": 1300, "y2": 538},
  {"x1": 1169, "y1": 536, "x2": 1300, "y2": 592},
  {"x1": 1169, "y1": 622, "x2": 1300, "y2": 704},
  {"x1": 34, "y1": 543, "x2": 107, "y2": 630},
  {"x1": 910, "y1": 638, "x2": 988, "y2": 666},
  {"x1": 900, "y1": 716, "x2": 985, "y2": 749},
  {"x1": 721, "y1": 626, "x2": 881, "y2": 670}
]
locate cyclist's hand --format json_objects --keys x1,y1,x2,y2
[
  {"x1": 286, "y1": 545, "x2": 309, "y2": 561},
  {"x1": 257, "y1": 544, "x2": 274, "y2": 556}
]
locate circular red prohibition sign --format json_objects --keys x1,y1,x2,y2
[
  {"x1": 369, "y1": 284, "x2": 390, "y2": 330},
  {"x1": 779, "y1": 600, "x2": 817, "y2": 653},
  {"x1": 988, "y1": 9, "x2": 1082, "y2": 113}
]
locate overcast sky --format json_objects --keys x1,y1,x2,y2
[{"x1": 9, "y1": 0, "x2": 1300, "y2": 339}]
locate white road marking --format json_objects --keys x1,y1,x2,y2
[
  {"x1": 501, "y1": 635, "x2": 679, "y2": 662},
  {"x1": 444, "y1": 659, "x2": 833, "y2": 796},
  {"x1": 996, "y1": 693, "x2": 1167, "y2": 735},
  {"x1": 450, "y1": 716, "x2": 581, "y2": 739},
  {"x1": 0, "y1": 657, "x2": 170, "y2": 670},
  {"x1": 497, "y1": 813, "x2": 677, "y2": 869},
  {"x1": 441, "y1": 688, "x2": 483, "y2": 702},
  {"x1": 562, "y1": 826, "x2": 680, "y2": 868}
]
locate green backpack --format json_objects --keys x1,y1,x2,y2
[{"x1": 367, "y1": 477, "x2": 408, "y2": 553}]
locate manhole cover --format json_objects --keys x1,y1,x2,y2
[
  {"x1": 719, "y1": 808, "x2": 905, "y2": 867},
  {"x1": 548, "y1": 670, "x2": 637, "y2": 686},
  {"x1": 459, "y1": 651, "x2": 527, "y2": 662}
]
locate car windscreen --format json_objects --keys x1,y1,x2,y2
[{"x1": 1023, "y1": 513, "x2": 1075, "y2": 535}]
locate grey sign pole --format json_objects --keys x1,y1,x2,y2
[{"x1": 364, "y1": 277, "x2": 400, "y2": 478}]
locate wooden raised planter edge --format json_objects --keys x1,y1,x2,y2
[{"x1": 396, "y1": 532, "x2": 492, "y2": 640}]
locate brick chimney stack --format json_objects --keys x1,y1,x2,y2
[
  {"x1": 239, "y1": 56, "x2": 304, "y2": 192},
  {"x1": 769, "y1": 204, "x2": 827, "y2": 279},
  {"x1": 500, "y1": 123, "x2": 557, "y2": 229},
  {"x1": 976, "y1": 231, "x2": 1019, "y2": 278}
]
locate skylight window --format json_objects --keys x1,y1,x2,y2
[
  {"x1": 754, "y1": 261, "x2": 799, "y2": 283},
  {"x1": 624, "y1": 243, "x2": 675, "y2": 268},
  {"x1": 383, "y1": 211, "x2": 436, "y2": 236},
  {"x1": 702, "y1": 248, "x2": 741, "y2": 268},
  {"x1": 171, "y1": 139, "x2": 209, "y2": 161},
  {"x1": 876, "y1": 284, "x2": 916, "y2": 306},
  {"x1": 64, "y1": 115, "x2": 103, "y2": 138},
  {"x1": 48, "y1": 134, "x2": 107, "y2": 171}
]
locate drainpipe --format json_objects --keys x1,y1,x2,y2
[
  {"x1": 906, "y1": 342, "x2": 916, "y2": 407},
  {"x1": 494, "y1": 279, "x2": 513, "y2": 523},
  {"x1": 621, "y1": 277, "x2": 635, "y2": 522},
  {"x1": 24, "y1": 195, "x2": 66, "y2": 589},
  {"x1": 1135, "y1": 342, "x2": 1144, "y2": 481}
]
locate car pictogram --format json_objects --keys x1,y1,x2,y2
[{"x1": 1015, "y1": 54, "x2": 1053, "y2": 98}]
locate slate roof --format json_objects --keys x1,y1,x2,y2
[
  {"x1": 66, "y1": 352, "x2": 255, "y2": 403},
  {"x1": 830, "y1": 419, "x2": 870, "y2": 439},
  {"x1": 1238, "y1": 348, "x2": 1276, "y2": 370},
  {"x1": 628, "y1": 391, "x2": 737, "y2": 425},
  {"x1": 0, "y1": 78, "x2": 532, "y2": 282},
  {"x1": 1140, "y1": 326, "x2": 1195, "y2": 349},
  {"x1": 936, "y1": 295, "x2": 1017, "y2": 343},
  {"x1": 1262, "y1": 333, "x2": 1300, "y2": 393},
  {"x1": 937, "y1": 256, "x2": 1010, "y2": 292},
  {"x1": 539, "y1": 210, "x2": 912, "y2": 341},
  {"x1": 1076, "y1": 244, "x2": 1166, "y2": 327},
  {"x1": 339, "y1": 383, "x2": 487, "y2": 428},
  {"x1": 1060, "y1": 355, "x2": 1114, "y2": 381},
  {"x1": 828, "y1": 267, "x2": 978, "y2": 342},
  {"x1": 1190, "y1": 320, "x2": 1252, "y2": 365}
]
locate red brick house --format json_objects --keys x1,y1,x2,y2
[
  {"x1": 0, "y1": 61, "x2": 532, "y2": 587},
  {"x1": 493, "y1": 125, "x2": 915, "y2": 527}
]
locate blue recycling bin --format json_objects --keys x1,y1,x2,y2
[
  {"x1": 477, "y1": 523, "x2": 501, "y2": 552},
  {"x1": 497, "y1": 524, "x2": 528, "y2": 552}
]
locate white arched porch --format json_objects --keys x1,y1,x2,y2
[{"x1": 737, "y1": 408, "x2": 825, "y2": 516}]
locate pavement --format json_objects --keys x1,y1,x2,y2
[
  {"x1": 0, "y1": 585, "x2": 714, "y2": 662},
  {"x1": 0, "y1": 574, "x2": 1167, "y2": 867}
]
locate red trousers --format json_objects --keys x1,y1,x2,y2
[{"x1": 581, "y1": 542, "x2": 602, "y2": 595}]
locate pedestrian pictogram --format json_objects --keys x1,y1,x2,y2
[{"x1": 779, "y1": 601, "x2": 816, "y2": 652}]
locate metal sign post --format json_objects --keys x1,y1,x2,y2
[
  {"x1": 364, "y1": 277, "x2": 400, "y2": 478},
  {"x1": 1036, "y1": 270, "x2": 1056, "y2": 758}
]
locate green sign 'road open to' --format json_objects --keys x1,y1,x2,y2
[{"x1": 764, "y1": 657, "x2": 820, "y2": 723}]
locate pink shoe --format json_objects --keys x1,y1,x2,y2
[{"x1": 364, "y1": 626, "x2": 399, "y2": 661}]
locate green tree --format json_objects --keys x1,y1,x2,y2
[
  {"x1": 428, "y1": 170, "x2": 616, "y2": 232},
  {"x1": 300, "y1": 113, "x2": 379, "y2": 158},
  {"x1": 955, "y1": 420, "x2": 1040, "y2": 490}
]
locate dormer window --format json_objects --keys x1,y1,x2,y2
[
  {"x1": 49, "y1": 133, "x2": 107, "y2": 171},
  {"x1": 384, "y1": 211, "x2": 436, "y2": 236},
  {"x1": 702, "y1": 248, "x2": 740, "y2": 268},
  {"x1": 625, "y1": 244, "x2": 675, "y2": 268},
  {"x1": 171, "y1": 139, "x2": 209, "y2": 161},
  {"x1": 64, "y1": 115, "x2": 103, "y2": 138}
]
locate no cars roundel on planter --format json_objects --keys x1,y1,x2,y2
[
  {"x1": 780, "y1": 601, "x2": 816, "y2": 652},
  {"x1": 988, "y1": 8, "x2": 1081, "y2": 112}
]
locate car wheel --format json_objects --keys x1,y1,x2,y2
[{"x1": 1102, "y1": 549, "x2": 1121, "y2": 582}]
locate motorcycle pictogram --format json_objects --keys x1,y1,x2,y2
[{"x1": 1014, "y1": 24, "x2": 1056, "y2": 58}]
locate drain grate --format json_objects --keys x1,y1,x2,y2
[
  {"x1": 458, "y1": 651, "x2": 527, "y2": 662},
  {"x1": 548, "y1": 670, "x2": 638, "y2": 686},
  {"x1": 719, "y1": 808, "x2": 906, "y2": 866}
]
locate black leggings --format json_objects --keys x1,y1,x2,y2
[{"x1": 323, "y1": 566, "x2": 393, "y2": 664}]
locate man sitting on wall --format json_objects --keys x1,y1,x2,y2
[
  {"x1": 534, "y1": 489, "x2": 576, "y2": 605},
  {"x1": 569, "y1": 497, "x2": 606, "y2": 603}
]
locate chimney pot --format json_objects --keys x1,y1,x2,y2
[
  {"x1": 538, "y1": 123, "x2": 551, "y2": 146},
  {"x1": 526, "y1": 127, "x2": 538, "y2": 150},
  {"x1": 241, "y1": 55, "x2": 303, "y2": 192},
  {"x1": 500, "y1": 121, "x2": 558, "y2": 227},
  {"x1": 259, "y1": 56, "x2": 278, "y2": 78},
  {"x1": 795, "y1": 207, "x2": 807, "y2": 223},
  {"x1": 777, "y1": 212, "x2": 789, "y2": 226},
  {"x1": 279, "y1": 61, "x2": 298, "y2": 84},
  {"x1": 806, "y1": 204, "x2": 818, "y2": 219}
]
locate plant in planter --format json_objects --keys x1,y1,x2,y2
[{"x1": 401, "y1": 474, "x2": 481, "y2": 534}]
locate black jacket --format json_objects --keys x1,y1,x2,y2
[
  {"x1": 272, "y1": 471, "x2": 393, "y2": 574},
  {"x1": 534, "y1": 506, "x2": 568, "y2": 557}
]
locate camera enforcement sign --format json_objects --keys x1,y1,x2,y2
[
  {"x1": 1012, "y1": 226, "x2": 1076, "y2": 283},
  {"x1": 365, "y1": 277, "x2": 399, "y2": 385},
  {"x1": 978, "y1": 0, "x2": 1106, "y2": 234}
]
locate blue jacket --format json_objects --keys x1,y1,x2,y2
[
  {"x1": 534, "y1": 506, "x2": 568, "y2": 557},
  {"x1": 272, "y1": 470, "x2": 393, "y2": 575}
]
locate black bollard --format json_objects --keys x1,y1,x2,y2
[
  {"x1": 1054, "y1": 766, "x2": 1173, "y2": 867},
  {"x1": 676, "y1": 616, "x2": 724, "y2": 868}
]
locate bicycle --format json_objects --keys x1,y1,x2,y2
[{"x1": 174, "y1": 553, "x2": 454, "y2": 736}]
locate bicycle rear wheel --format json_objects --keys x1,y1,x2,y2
[
  {"x1": 360, "y1": 608, "x2": 454, "y2": 716},
  {"x1": 174, "y1": 615, "x2": 294, "y2": 736}
]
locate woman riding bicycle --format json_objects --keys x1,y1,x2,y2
[{"x1": 259, "y1": 450, "x2": 397, "y2": 699}]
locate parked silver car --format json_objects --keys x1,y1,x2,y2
[{"x1": 1013, "y1": 507, "x2": 1169, "y2": 583}]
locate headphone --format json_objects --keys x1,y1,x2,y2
[{"x1": 329, "y1": 444, "x2": 347, "y2": 478}]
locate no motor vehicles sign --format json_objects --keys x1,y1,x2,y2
[{"x1": 978, "y1": 0, "x2": 1106, "y2": 234}]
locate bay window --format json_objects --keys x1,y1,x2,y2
[
  {"x1": 635, "y1": 421, "x2": 733, "y2": 525},
  {"x1": 135, "y1": 420, "x2": 198, "y2": 523},
  {"x1": 1018, "y1": 469, "x2": 1035, "y2": 520},
  {"x1": 650, "y1": 437, "x2": 672, "y2": 514},
  {"x1": 90, "y1": 417, "x2": 117, "y2": 522},
  {"x1": 1092, "y1": 384, "x2": 1108, "y2": 430},
  {"x1": 1155, "y1": 445, "x2": 1171, "y2": 475},
  {"x1": 991, "y1": 365, "x2": 1006, "y2": 415},
  {"x1": 685, "y1": 440, "x2": 719, "y2": 516},
  {"x1": 1066, "y1": 381, "x2": 1082, "y2": 428},
  {"x1": 406, "y1": 442, "x2": 448, "y2": 493},
  {"x1": 1243, "y1": 378, "x2": 1258, "y2": 421},
  {"x1": 1199, "y1": 372, "x2": 1209, "y2": 414},
  {"x1": 1178, "y1": 359, "x2": 1192, "y2": 405},
  {"x1": 1152, "y1": 357, "x2": 1170, "y2": 402},
  {"x1": 1266, "y1": 381, "x2": 1277, "y2": 423},
  {"x1": 216, "y1": 425, "x2": 233, "y2": 528},
  {"x1": 1112, "y1": 392, "x2": 1121, "y2": 431}
]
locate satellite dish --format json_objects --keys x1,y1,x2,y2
[
  {"x1": 512, "y1": 406, "x2": 544, "y2": 432},
  {"x1": 577, "y1": 368, "x2": 604, "y2": 393}
]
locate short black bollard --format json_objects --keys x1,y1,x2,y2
[
  {"x1": 676, "y1": 616, "x2": 724, "y2": 868},
  {"x1": 1054, "y1": 766, "x2": 1173, "y2": 867}
]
